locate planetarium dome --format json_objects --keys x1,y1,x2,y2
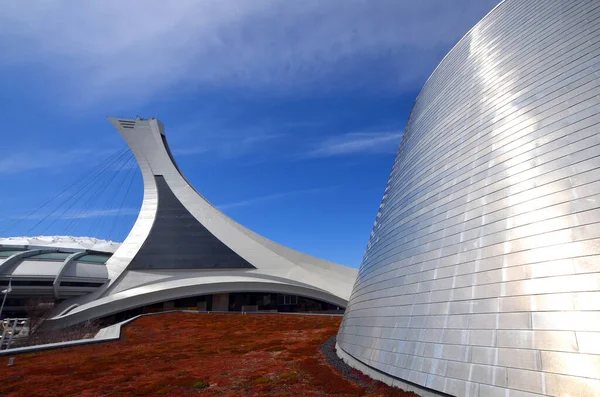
[{"x1": 337, "y1": 1, "x2": 600, "y2": 396}]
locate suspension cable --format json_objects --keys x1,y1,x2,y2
[
  {"x1": 26, "y1": 147, "x2": 131, "y2": 235},
  {"x1": 0, "y1": 146, "x2": 129, "y2": 235},
  {"x1": 62, "y1": 150, "x2": 135, "y2": 236},
  {"x1": 89, "y1": 152, "x2": 135, "y2": 237}
]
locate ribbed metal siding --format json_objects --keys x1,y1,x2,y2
[{"x1": 337, "y1": 1, "x2": 600, "y2": 396}]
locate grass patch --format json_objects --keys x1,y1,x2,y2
[
  {"x1": 193, "y1": 380, "x2": 209, "y2": 389},
  {"x1": 281, "y1": 372, "x2": 297, "y2": 380},
  {"x1": 253, "y1": 376, "x2": 271, "y2": 384}
]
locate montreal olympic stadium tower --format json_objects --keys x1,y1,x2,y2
[
  {"x1": 337, "y1": 1, "x2": 600, "y2": 396},
  {"x1": 0, "y1": 121, "x2": 358, "y2": 325}
]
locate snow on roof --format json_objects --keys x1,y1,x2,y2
[{"x1": 0, "y1": 236, "x2": 120, "y2": 254}]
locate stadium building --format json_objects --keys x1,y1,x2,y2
[{"x1": 1, "y1": 118, "x2": 358, "y2": 326}]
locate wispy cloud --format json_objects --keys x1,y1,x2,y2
[
  {"x1": 172, "y1": 147, "x2": 209, "y2": 156},
  {"x1": 12, "y1": 208, "x2": 139, "y2": 220},
  {"x1": 306, "y1": 131, "x2": 402, "y2": 158},
  {"x1": 0, "y1": 148, "x2": 117, "y2": 174},
  {"x1": 242, "y1": 133, "x2": 288, "y2": 144},
  {"x1": 0, "y1": 1, "x2": 500, "y2": 105},
  {"x1": 169, "y1": 123, "x2": 289, "y2": 160},
  {"x1": 217, "y1": 187, "x2": 336, "y2": 210},
  {"x1": 62, "y1": 208, "x2": 140, "y2": 219}
]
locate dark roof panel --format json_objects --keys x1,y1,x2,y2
[{"x1": 129, "y1": 176, "x2": 255, "y2": 270}]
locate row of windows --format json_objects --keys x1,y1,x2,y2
[
  {"x1": 277, "y1": 294, "x2": 298, "y2": 305},
  {"x1": 0, "y1": 280, "x2": 105, "y2": 287}
]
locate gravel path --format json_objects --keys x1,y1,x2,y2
[{"x1": 321, "y1": 335, "x2": 377, "y2": 392}]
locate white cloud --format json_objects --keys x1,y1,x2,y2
[
  {"x1": 307, "y1": 131, "x2": 402, "y2": 158},
  {"x1": 169, "y1": 122, "x2": 289, "y2": 159},
  {"x1": 172, "y1": 147, "x2": 209, "y2": 156},
  {"x1": 12, "y1": 208, "x2": 139, "y2": 219},
  {"x1": 0, "y1": 0, "x2": 500, "y2": 105},
  {"x1": 61, "y1": 208, "x2": 140, "y2": 219},
  {"x1": 0, "y1": 148, "x2": 117, "y2": 174},
  {"x1": 217, "y1": 187, "x2": 335, "y2": 210}
]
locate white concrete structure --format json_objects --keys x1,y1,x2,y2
[
  {"x1": 30, "y1": 117, "x2": 358, "y2": 327},
  {"x1": 0, "y1": 237, "x2": 114, "y2": 308},
  {"x1": 0, "y1": 236, "x2": 119, "y2": 253}
]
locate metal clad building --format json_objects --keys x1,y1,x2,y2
[{"x1": 337, "y1": 1, "x2": 600, "y2": 396}]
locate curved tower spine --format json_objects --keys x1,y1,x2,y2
[{"x1": 337, "y1": 1, "x2": 600, "y2": 396}]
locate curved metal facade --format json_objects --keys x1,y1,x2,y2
[{"x1": 337, "y1": 1, "x2": 600, "y2": 396}]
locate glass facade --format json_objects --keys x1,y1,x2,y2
[
  {"x1": 28, "y1": 252, "x2": 72, "y2": 261},
  {"x1": 77, "y1": 254, "x2": 111, "y2": 264},
  {"x1": 95, "y1": 293, "x2": 342, "y2": 327},
  {"x1": 337, "y1": 1, "x2": 600, "y2": 396},
  {"x1": 0, "y1": 249, "x2": 26, "y2": 258}
]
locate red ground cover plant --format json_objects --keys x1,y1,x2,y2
[{"x1": 0, "y1": 313, "x2": 417, "y2": 396}]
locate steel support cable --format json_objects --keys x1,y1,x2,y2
[
  {"x1": 87, "y1": 151, "x2": 135, "y2": 237},
  {"x1": 21, "y1": 146, "x2": 129, "y2": 236},
  {"x1": 108, "y1": 155, "x2": 140, "y2": 240},
  {"x1": 86, "y1": 152, "x2": 134, "y2": 237},
  {"x1": 92, "y1": 152, "x2": 135, "y2": 238},
  {"x1": 34, "y1": 148, "x2": 132, "y2": 236},
  {"x1": 0, "y1": 146, "x2": 128, "y2": 235},
  {"x1": 78, "y1": 159, "x2": 130, "y2": 237},
  {"x1": 44, "y1": 148, "x2": 133, "y2": 237},
  {"x1": 34, "y1": 150, "x2": 130, "y2": 237},
  {"x1": 63, "y1": 151, "x2": 134, "y2": 236},
  {"x1": 62, "y1": 166, "x2": 117, "y2": 237},
  {"x1": 62, "y1": 163, "x2": 117, "y2": 236},
  {"x1": 27, "y1": 148, "x2": 131, "y2": 236},
  {"x1": 63, "y1": 150, "x2": 133, "y2": 235}
]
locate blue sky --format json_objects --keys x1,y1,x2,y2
[{"x1": 0, "y1": 0, "x2": 500, "y2": 268}]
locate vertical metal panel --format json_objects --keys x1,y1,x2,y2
[{"x1": 337, "y1": 0, "x2": 600, "y2": 395}]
